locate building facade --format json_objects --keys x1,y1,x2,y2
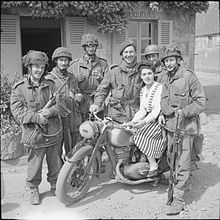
[
  {"x1": 1, "y1": 5, "x2": 196, "y2": 79},
  {"x1": 195, "y1": 1, "x2": 220, "y2": 73}
]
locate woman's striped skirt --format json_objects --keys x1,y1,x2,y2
[{"x1": 133, "y1": 120, "x2": 166, "y2": 158}]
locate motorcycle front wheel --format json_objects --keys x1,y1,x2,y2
[{"x1": 56, "y1": 145, "x2": 98, "y2": 205}]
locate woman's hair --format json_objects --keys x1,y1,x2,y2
[{"x1": 138, "y1": 62, "x2": 156, "y2": 74}]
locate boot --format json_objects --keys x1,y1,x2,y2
[
  {"x1": 50, "y1": 183, "x2": 56, "y2": 196},
  {"x1": 30, "y1": 187, "x2": 40, "y2": 205},
  {"x1": 166, "y1": 197, "x2": 185, "y2": 215}
]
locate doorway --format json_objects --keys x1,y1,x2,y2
[{"x1": 20, "y1": 17, "x2": 61, "y2": 73}]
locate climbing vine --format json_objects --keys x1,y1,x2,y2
[{"x1": 1, "y1": 1, "x2": 209, "y2": 33}]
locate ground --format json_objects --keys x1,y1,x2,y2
[{"x1": 1, "y1": 71, "x2": 220, "y2": 220}]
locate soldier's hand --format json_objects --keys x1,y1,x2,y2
[
  {"x1": 69, "y1": 90, "x2": 75, "y2": 100},
  {"x1": 78, "y1": 74, "x2": 86, "y2": 82},
  {"x1": 36, "y1": 113, "x2": 49, "y2": 127},
  {"x1": 175, "y1": 109, "x2": 184, "y2": 118},
  {"x1": 89, "y1": 104, "x2": 99, "y2": 113},
  {"x1": 75, "y1": 93, "x2": 84, "y2": 102},
  {"x1": 158, "y1": 115, "x2": 165, "y2": 126},
  {"x1": 38, "y1": 108, "x2": 51, "y2": 118}
]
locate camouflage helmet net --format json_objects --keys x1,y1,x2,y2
[
  {"x1": 161, "y1": 42, "x2": 182, "y2": 62},
  {"x1": 23, "y1": 50, "x2": 49, "y2": 67},
  {"x1": 81, "y1": 33, "x2": 99, "y2": 47}
]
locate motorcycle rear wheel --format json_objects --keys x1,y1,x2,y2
[{"x1": 56, "y1": 145, "x2": 98, "y2": 205}]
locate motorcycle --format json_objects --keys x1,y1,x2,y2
[{"x1": 56, "y1": 113, "x2": 170, "y2": 205}]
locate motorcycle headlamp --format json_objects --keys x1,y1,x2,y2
[{"x1": 79, "y1": 121, "x2": 99, "y2": 138}]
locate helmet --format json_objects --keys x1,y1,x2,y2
[
  {"x1": 52, "y1": 47, "x2": 72, "y2": 61},
  {"x1": 81, "y1": 33, "x2": 99, "y2": 47},
  {"x1": 161, "y1": 42, "x2": 182, "y2": 62},
  {"x1": 119, "y1": 39, "x2": 136, "y2": 55},
  {"x1": 144, "y1": 44, "x2": 160, "y2": 57},
  {"x1": 22, "y1": 50, "x2": 49, "y2": 67}
]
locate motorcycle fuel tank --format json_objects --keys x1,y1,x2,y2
[{"x1": 106, "y1": 127, "x2": 134, "y2": 147}]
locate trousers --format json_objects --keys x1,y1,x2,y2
[
  {"x1": 167, "y1": 131, "x2": 194, "y2": 199},
  {"x1": 26, "y1": 143, "x2": 62, "y2": 188}
]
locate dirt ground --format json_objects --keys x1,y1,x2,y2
[{"x1": 1, "y1": 71, "x2": 220, "y2": 220}]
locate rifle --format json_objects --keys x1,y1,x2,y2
[
  {"x1": 43, "y1": 77, "x2": 70, "y2": 109},
  {"x1": 38, "y1": 77, "x2": 70, "y2": 132},
  {"x1": 166, "y1": 113, "x2": 183, "y2": 205},
  {"x1": 27, "y1": 77, "x2": 70, "y2": 145}
]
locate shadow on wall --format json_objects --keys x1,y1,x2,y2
[{"x1": 203, "y1": 84, "x2": 220, "y2": 115}]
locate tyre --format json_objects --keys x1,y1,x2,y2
[{"x1": 56, "y1": 145, "x2": 98, "y2": 205}]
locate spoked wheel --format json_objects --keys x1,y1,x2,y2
[{"x1": 56, "y1": 145, "x2": 98, "y2": 205}]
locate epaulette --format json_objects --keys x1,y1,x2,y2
[
  {"x1": 12, "y1": 79, "x2": 25, "y2": 89},
  {"x1": 69, "y1": 58, "x2": 79, "y2": 66},
  {"x1": 45, "y1": 74, "x2": 56, "y2": 83},
  {"x1": 187, "y1": 69, "x2": 195, "y2": 75},
  {"x1": 99, "y1": 57, "x2": 107, "y2": 62},
  {"x1": 45, "y1": 73, "x2": 56, "y2": 81},
  {"x1": 110, "y1": 64, "x2": 119, "y2": 70}
]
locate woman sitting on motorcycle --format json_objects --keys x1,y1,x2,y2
[{"x1": 128, "y1": 62, "x2": 166, "y2": 178}]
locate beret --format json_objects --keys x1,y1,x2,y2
[{"x1": 119, "y1": 39, "x2": 136, "y2": 55}]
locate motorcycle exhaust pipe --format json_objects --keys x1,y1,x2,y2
[{"x1": 115, "y1": 159, "x2": 158, "y2": 185}]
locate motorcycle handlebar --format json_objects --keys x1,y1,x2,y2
[
  {"x1": 92, "y1": 112, "x2": 137, "y2": 132},
  {"x1": 93, "y1": 112, "x2": 102, "y2": 122}
]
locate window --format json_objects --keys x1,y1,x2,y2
[
  {"x1": 208, "y1": 35, "x2": 213, "y2": 47},
  {"x1": 127, "y1": 20, "x2": 157, "y2": 61}
]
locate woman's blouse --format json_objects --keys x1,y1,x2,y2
[{"x1": 132, "y1": 81, "x2": 162, "y2": 124}]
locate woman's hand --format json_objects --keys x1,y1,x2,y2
[
  {"x1": 131, "y1": 120, "x2": 146, "y2": 129},
  {"x1": 158, "y1": 115, "x2": 165, "y2": 126}
]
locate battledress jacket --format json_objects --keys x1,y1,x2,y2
[
  {"x1": 10, "y1": 76, "x2": 62, "y2": 148},
  {"x1": 68, "y1": 54, "x2": 109, "y2": 113},
  {"x1": 46, "y1": 67, "x2": 82, "y2": 132},
  {"x1": 93, "y1": 60, "x2": 142, "y2": 123},
  {"x1": 160, "y1": 65, "x2": 206, "y2": 133}
]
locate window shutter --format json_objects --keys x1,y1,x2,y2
[
  {"x1": 1, "y1": 15, "x2": 22, "y2": 78},
  {"x1": 158, "y1": 20, "x2": 173, "y2": 47},
  {"x1": 116, "y1": 29, "x2": 126, "y2": 44},
  {"x1": 1, "y1": 15, "x2": 18, "y2": 44},
  {"x1": 65, "y1": 16, "x2": 87, "y2": 60}
]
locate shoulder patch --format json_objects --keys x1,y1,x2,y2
[
  {"x1": 110, "y1": 64, "x2": 119, "y2": 70},
  {"x1": 12, "y1": 79, "x2": 25, "y2": 89}
]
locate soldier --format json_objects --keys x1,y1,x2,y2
[
  {"x1": 89, "y1": 39, "x2": 142, "y2": 123},
  {"x1": 10, "y1": 50, "x2": 63, "y2": 205},
  {"x1": 46, "y1": 47, "x2": 83, "y2": 158},
  {"x1": 158, "y1": 42, "x2": 206, "y2": 215},
  {"x1": 144, "y1": 44, "x2": 164, "y2": 83},
  {"x1": 68, "y1": 33, "x2": 109, "y2": 121}
]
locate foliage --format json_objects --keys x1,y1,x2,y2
[
  {"x1": 1, "y1": 1, "x2": 209, "y2": 33},
  {"x1": 0, "y1": 68, "x2": 21, "y2": 138},
  {"x1": 157, "y1": 1, "x2": 210, "y2": 15}
]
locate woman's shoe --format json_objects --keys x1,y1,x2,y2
[{"x1": 147, "y1": 168, "x2": 158, "y2": 178}]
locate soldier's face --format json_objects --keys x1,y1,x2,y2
[
  {"x1": 141, "y1": 68, "x2": 154, "y2": 86},
  {"x1": 56, "y1": 57, "x2": 70, "y2": 70},
  {"x1": 122, "y1": 46, "x2": 136, "y2": 64},
  {"x1": 29, "y1": 64, "x2": 45, "y2": 81},
  {"x1": 85, "y1": 44, "x2": 97, "y2": 56},
  {"x1": 146, "y1": 53, "x2": 159, "y2": 65},
  {"x1": 164, "y1": 56, "x2": 178, "y2": 72}
]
